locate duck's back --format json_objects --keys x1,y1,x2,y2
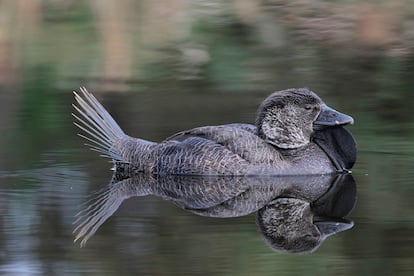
[{"x1": 153, "y1": 124, "x2": 286, "y2": 175}]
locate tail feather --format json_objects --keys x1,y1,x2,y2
[{"x1": 73, "y1": 87, "x2": 125, "y2": 161}]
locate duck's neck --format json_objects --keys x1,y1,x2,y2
[
  {"x1": 275, "y1": 144, "x2": 312, "y2": 159},
  {"x1": 277, "y1": 142, "x2": 337, "y2": 174}
]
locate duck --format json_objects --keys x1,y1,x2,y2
[{"x1": 73, "y1": 87, "x2": 356, "y2": 176}]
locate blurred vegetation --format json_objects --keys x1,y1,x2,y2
[
  {"x1": 0, "y1": 1, "x2": 413, "y2": 274},
  {"x1": 1, "y1": 0, "x2": 414, "y2": 88}
]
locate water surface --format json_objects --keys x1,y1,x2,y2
[{"x1": 0, "y1": 1, "x2": 414, "y2": 275}]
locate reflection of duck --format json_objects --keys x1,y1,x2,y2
[
  {"x1": 73, "y1": 87, "x2": 356, "y2": 176},
  {"x1": 257, "y1": 174, "x2": 356, "y2": 254},
  {"x1": 74, "y1": 173, "x2": 356, "y2": 254}
]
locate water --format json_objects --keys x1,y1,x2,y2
[{"x1": 1, "y1": 1, "x2": 414, "y2": 275}]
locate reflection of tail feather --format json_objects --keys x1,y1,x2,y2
[
  {"x1": 73, "y1": 178, "x2": 152, "y2": 247},
  {"x1": 73, "y1": 188, "x2": 120, "y2": 247},
  {"x1": 73, "y1": 181, "x2": 128, "y2": 247}
]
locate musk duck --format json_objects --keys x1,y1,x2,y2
[{"x1": 73, "y1": 87, "x2": 356, "y2": 176}]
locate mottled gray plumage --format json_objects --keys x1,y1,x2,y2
[
  {"x1": 73, "y1": 173, "x2": 356, "y2": 251},
  {"x1": 73, "y1": 87, "x2": 355, "y2": 176}
]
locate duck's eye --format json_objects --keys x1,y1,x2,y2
[{"x1": 304, "y1": 105, "x2": 313, "y2": 111}]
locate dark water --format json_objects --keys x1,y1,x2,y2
[{"x1": 1, "y1": 1, "x2": 414, "y2": 275}]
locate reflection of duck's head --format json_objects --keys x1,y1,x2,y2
[
  {"x1": 256, "y1": 88, "x2": 353, "y2": 149},
  {"x1": 257, "y1": 197, "x2": 353, "y2": 254}
]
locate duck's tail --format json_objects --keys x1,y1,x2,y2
[{"x1": 72, "y1": 87, "x2": 126, "y2": 161}]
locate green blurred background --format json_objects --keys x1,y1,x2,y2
[{"x1": 0, "y1": 1, "x2": 413, "y2": 275}]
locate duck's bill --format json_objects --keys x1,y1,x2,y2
[
  {"x1": 313, "y1": 105, "x2": 354, "y2": 130},
  {"x1": 314, "y1": 217, "x2": 354, "y2": 239}
]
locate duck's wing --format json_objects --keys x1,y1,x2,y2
[
  {"x1": 155, "y1": 135, "x2": 250, "y2": 175},
  {"x1": 165, "y1": 124, "x2": 283, "y2": 165},
  {"x1": 166, "y1": 123, "x2": 256, "y2": 142}
]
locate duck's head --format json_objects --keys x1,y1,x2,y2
[{"x1": 256, "y1": 88, "x2": 354, "y2": 149}]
